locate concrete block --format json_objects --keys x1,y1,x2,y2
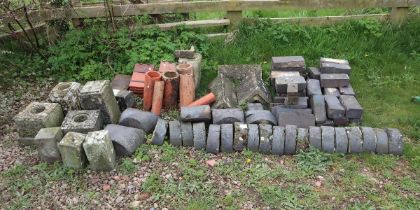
[
  {"x1": 335, "y1": 127, "x2": 348, "y2": 153},
  {"x1": 307, "y1": 79, "x2": 322, "y2": 96},
  {"x1": 386, "y1": 128, "x2": 403, "y2": 155},
  {"x1": 347, "y1": 127, "x2": 363, "y2": 153},
  {"x1": 320, "y1": 74, "x2": 349, "y2": 88},
  {"x1": 310, "y1": 95, "x2": 327, "y2": 124},
  {"x1": 35, "y1": 127, "x2": 63, "y2": 163},
  {"x1": 247, "y1": 124, "x2": 259, "y2": 152},
  {"x1": 275, "y1": 75, "x2": 306, "y2": 94},
  {"x1": 308, "y1": 67, "x2": 320, "y2": 79},
  {"x1": 14, "y1": 102, "x2": 64, "y2": 144},
  {"x1": 233, "y1": 123, "x2": 248, "y2": 152},
  {"x1": 104, "y1": 124, "x2": 145, "y2": 156},
  {"x1": 151, "y1": 119, "x2": 168, "y2": 145},
  {"x1": 245, "y1": 110, "x2": 277, "y2": 125},
  {"x1": 272, "y1": 56, "x2": 305, "y2": 71},
  {"x1": 284, "y1": 125, "x2": 297, "y2": 155},
  {"x1": 181, "y1": 122, "x2": 194, "y2": 147},
  {"x1": 339, "y1": 95, "x2": 363, "y2": 119},
  {"x1": 272, "y1": 126, "x2": 285, "y2": 155},
  {"x1": 259, "y1": 124, "x2": 273, "y2": 154},
  {"x1": 374, "y1": 128, "x2": 388, "y2": 154},
  {"x1": 113, "y1": 89, "x2": 135, "y2": 112},
  {"x1": 320, "y1": 62, "x2": 351, "y2": 75},
  {"x1": 83, "y1": 130, "x2": 116, "y2": 171},
  {"x1": 193, "y1": 122, "x2": 206, "y2": 150},
  {"x1": 169, "y1": 121, "x2": 182, "y2": 147},
  {"x1": 277, "y1": 112, "x2": 315, "y2": 128},
  {"x1": 339, "y1": 84, "x2": 355, "y2": 95},
  {"x1": 247, "y1": 103, "x2": 264, "y2": 111},
  {"x1": 323, "y1": 88, "x2": 340, "y2": 96},
  {"x1": 61, "y1": 110, "x2": 102, "y2": 134},
  {"x1": 180, "y1": 105, "x2": 211, "y2": 122},
  {"x1": 80, "y1": 80, "x2": 121, "y2": 124},
  {"x1": 324, "y1": 95, "x2": 345, "y2": 119},
  {"x1": 58, "y1": 132, "x2": 87, "y2": 169},
  {"x1": 296, "y1": 128, "x2": 309, "y2": 152},
  {"x1": 308, "y1": 126, "x2": 321, "y2": 150},
  {"x1": 221, "y1": 124, "x2": 234, "y2": 153},
  {"x1": 206, "y1": 124, "x2": 221, "y2": 154},
  {"x1": 212, "y1": 108, "x2": 244, "y2": 124},
  {"x1": 321, "y1": 126, "x2": 335, "y2": 153},
  {"x1": 49, "y1": 82, "x2": 81, "y2": 114},
  {"x1": 119, "y1": 108, "x2": 158, "y2": 133}
]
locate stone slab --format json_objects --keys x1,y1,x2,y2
[
  {"x1": 374, "y1": 128, "x2": 388, "y2": 154},
  {"x1": 83, "y1": 130, "x2": 116, "y2": 171},
  {"x1": 113, "y1": 89, "x2": 135, "y2": 112},
  {"x1": 361, "y1": 127, "x2": 376, "y2": 153},
  {"x1": 212, "y1": 108, "x2": 244, "y2": 124},
  {"x1": 181, "y1": 122, "x2": 194, "y2": 147},
  {"x1": 175, "y1": 46, "x2": 195, "y2": 59},
  {"x1": 259, "y1": 124, "x2": 273, "y2": 154},
  {"x1": 61, "y1": 110, "x2": 102, "y2": 134},
  {"x1": 310, "y1": 95, "x2": 327, "y2": 124},
  {"x1": 247, "y1": 124, "x2": 259, "y2": 152},
  {"x1": 308, "y1": 67, "x2": 320, "y2": 79},
  {"x1": 111, "y1": 74, "x2": 131, "y2": 90},
  {"x1": 193, "y1": 122, "x2": 207, "y2": 150},
  {"x1": 58, "y1": 132, "x2": 87, "y2": 169},
  {"x1": 309, "y1": 126, "x2": 321, "y2": 150},
  {"x1": 386, "y1": 128, "x2": 403, "y2": 155},
  {"x1": 321, "y1": 126, "x2": 335, "y2": 153},
  {"x1": 335, "y1": 127, "x2": 348, "y2": 153},
  {"x1": 277, "y1": 112, "x2": 315, "y2": 128},
  {"x1": 320, "y1": 57, "x2": 349, "y2": 65},
  {"x1": 80, "y1": 80, "x2": 121, "y2": 124},
  {"x1": 323, "y1": 88, "x2": 341, "y2": 96},
  {"x1": 14, "y1": 102, "x2": 64, "y2": 141},
  {"x1": 320, "y1": 62, "x2": 351, "y2": 75},
  {"x1": 307, "y1": 79, "x2": 322, "y2": 96},
  {"x1": 209, "y1": 74, "x2": 238, "y2": 108},
  {"x1": 339, "y1": 95, "x2": 363, "y2": 119},
  {"x1": 206, "y1": 124, "x2": 221, "y2": 154},
  {"x1": 339, "y1": 84, "x2": 355, "y2": 95},
  {"x1": 284, "y1": 125, "x2": 297, "y2": 155},
  {"x1": 221, "y1": 124, "x2": 234, "y2": 153},
  {"x1": 35, "y1": 127, "x2": 63, "y2": 163},
  {"x1": 49, "y1": 82, "x2": 82, "y2": 114},
  {"x1": 272, "y1": 56, "x2": 305, "y2": 71},
  {"x1": 151, "y1": 119, "x2": 168, "y2": 145},
  {"x1": 169, "y1": 121, "x2": 182, "y2": 146},
  {"x1": 233, "y1": 123, "x2": 248, "y2": 152},
  {"x1": 324, "y1": 95, "x2": 345, "y2": 119},
  {"x1": 119, "y1": 108, "x2": 158, "y2": 133},
  {"x1": 245, "y1": 110, "x2": 277, "y2": 125},
  {"x1": 272, "y1": 126, "x2": 285, "y2": 155},
  {"x1": 104, "y1": 124, "x2": 145, "y2": 156},
  {"x1": 320, "y1": 74, "x2": 350, "y2": 88},
  {"x1": 347, "y1": 127, "x2": 363, "y2": 153},
  {"x1": 180, "y1": 105, "x2": 211, "y2": 122}
]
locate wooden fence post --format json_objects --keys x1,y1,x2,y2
[
  {"x1": 71, "y1": 0, "x2": 84, "y2": 28},
  {"x1": 390, "y1": 7, "x2": 409, "y2": 25},
  {"x1": 226, "y1": 10, "x2": 242, "y2": 31}
]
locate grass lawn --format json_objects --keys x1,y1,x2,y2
[{"x1": 0, "y1": 17, "x2": 419, "y2": 209}]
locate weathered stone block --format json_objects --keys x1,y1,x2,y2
[
  {"x1": 35, "y1": 127, "x2": 63, "y2": 163},
  {"x1": 206, "y1": 124, "x2": 221, "y2": 154},
  {"x1": 335, "y1": 127, "x2": 348, "y2": 153},
  {"x1": 212, "y1": 108, "x2": 244, "y2": 124},
  {"x1": 320, "y1": 74, "x2": 349, "y2": 88},
  {"x1": 14, "y1": 102, "x2": 64, "y2": 144},
  {"x1": 61, "y1": 110, "x2": 102, "y2": 134},
  {"x1": 104, "y1": 124, "x2": 145, "y2": 156},
  {"x1": 113, "y1": 89, "x2": 135, "y2": 112},
  {"x1": 83, "y1": 130, "x2": 116, "y2": 171},
  {"x1": 296, "y1": 128, "x2": 309, "y2": 152},
  {"x1": 374, "y1": 128, "x2": 388, "y2": 154},
  {"x1": 58, "y1": 132, "x2": 87, "y2": 169},
  {"x1": 151, "y1": 119, "x2": 168, "y2": 145},
  {"x1": 270, "y1": 71, "x2": 300, "y2": 85},
  {"x1": 272, "y1": 126, "x2": 285, "y2": 155},
  {"x1": 339, "y1": 85, "x2": 355, "y2": 95},
  {"x1": 386, "y1": 128, "x2": 403, "y2": 155},
  {"x1": 209, "y1": 74, "x2": 238, "y2": 108},
  {"x1": 245, "y1": 110, "x2": 277, "y2": 125},
  {"x1": 320, "y1": 62, "x2": 351, "y2": 75},
  {"x1": 284, "y1": 125, "x2": 297, "y2": 155},
  {"x1": 247, "y1": 124, "x2": 259, "y2": 152},
  {"x1": 233, "y1": 123, "x2": 248, "y2": 152},
  {"x1": 271, "y1": 106, "x2": 312, "y2": 119},
  {"x1": 307, "y1": 79, "x2": 322, "y2": 96},
  {"x1": 271, "y1": 97, "x2": 308, "y2": 109},
  {"x1": 323, "y1": 87, "x2": 340, "y2": 96},
  {"x1": 272, "y1": 56, "x2": 305, "y2": 71},
  {"x1": 221, "y1": 124, "x2": 234, "y2": 153},
  {"x1": 49, "y1": 82, "x2": 81, "y2": 114},
  {"x1": 324, "y1": 95, "x2": 345, "y2": 119},
  {"x1": 193, "y1": 122, "x2": 206, "y2": 150},
  {"x1": 347, "y1": 127, "x2": 363, "y2": 153},
  {"x1": 80, "y1": 80, "x2": 121, "y2": 124},
  {"x1": 259, "y1": 124, "x2": 273, "y2": 154},
  {"x1": 180, "y1": 105, "x2": 211, "y2": 122},
  {"x1": 308, "y1": 67, "x2": 320, "y2": 79},
  {"x1": 339, "y1": 95, "x2": 363, "y2": 119},
  {"x1": 275, "y1": 75, "x2": 306, "y2": 94},
  {"x1": 310, "y1": 95, "x2": 327, "y2": 124},
  {"x1": 308, "y1": 126, "x2": 321, "y2": 150},
  {"x1": 361, "y1": 127, "x2": 376, "y2": 153},
  {"x1": 321, "y1": 126, "x2": 335, "y2": 153},
  {"x1": 247, "y1": 103, "x2": 264, "y2": 111},
  {"x1": 320, "y1": 57, "x2": 349, "y2": 65},
  {"x1": 119, "y1": 108, "x2": 158, "y2": 133},
  {"x1": 277, "y1": 112, "x2": 315, "y2": 128}
]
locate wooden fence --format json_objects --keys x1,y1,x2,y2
[{"x1": 1, "y1": 0, "x2": 420, "y2": 40}]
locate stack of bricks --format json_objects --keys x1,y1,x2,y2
[
  {"x1": 307, "y1": 58, "x2": 363, "y2": 126},
  {"x1": 128, "y1": 64, "x2": 154, "y2": 96}
]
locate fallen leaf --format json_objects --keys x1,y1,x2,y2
[
  {"x1": 206, "y1": 159, "x2": 217, "y2": 167},
  {"x1": 103, "y1": 184, "x2": 111, "y2": 192}
]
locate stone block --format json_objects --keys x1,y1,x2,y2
[
  {"x1": 270, "y1": 71, "x2": 300, "y2": 85},
  {"x1": 151, "y1": 119, "x2": 168, "y2": 145},
  {"x1": 275, "y1": 75, "x2": 306, "y2": 94},
  {"x1": 119, "y1": 108, "x2": 158, "y2": 133},
  {"x1": 310, "y1": 95, "x2": 327, "y2": 124},
  {"x1": 324, "y1": 95, "x2": 345, "y2": 119},
  {"x1": 272, "y1": 126, "x2": 285, "y2": 155},
  {"x1": 307, "y1": 79, "x2": 322, "y2": 96},
  {"x1": 323, "y1": 88, "x2": 340, "y2": 96},
  {"x1": 179, "y1": 52, "x2": 202, "y2": 87},
  {"x1": 247, "y1": 103, "x2": 264, "y2": 111},
  {"x1": 221, "y1": 124, "x2": 234, "y2": 153},
  {"x1": 58, "y1": 132, "x2": 87, "y2": 169},
  {"x1": 296, "y1": 128, "x2": 309, "y2": 152},
  {"x1": 104, "y1": 124, "x2": 145, "y2": 156},
  {"x1": 271, "y1": 97, "x2": 308, "y2": 109},
  {"x1": 212, "y1": 108, "x2": 244, "y2": 124},
  {"x1": 180, "y1": 105, "x2": 212, "y2": 122},
  {"x1": 320, "y1": 62, "x2": 351, "y2": 75},
  {"x1": 374, "y1": 128, "x2": 388, "y2": 154},
  {"x1": 386, "y1": 128, "x2": 403, "y2": 155},
  {"x1": 175, "y1": 46, "x2": 195, "y2": 59},
  {"x1": 308, "y1": 67, "x2": 320, "y2": 79},
  {"x1": 272, "y1": 56, "x2": 305, "y2": 71},
  {"x1": 209, "y1": 75, "x2": 238, "y2": 108},
  {"x1": 339, "y1": 95, "x2": 363, "y2": 119},
  {"x1": 335, "y1": 127, "x2": 348, "y2": 153},
  {"x1": 271, "y1": 106, "x2": 312, "y2": 119},
  {"x1": 113, "y1": 89, "x2": 135, "y2": 112},
  {"x1": 320, "y1": 57, "x2": 349, "y2": 65},
  {"x1": 287, "y1": 84, "x2": 299, "y2": 105},
  {"x1": 14, "y1": 102, "x2": 64, "y2": 144},
  {"x1": 245, "y1": 110, "x2": 277, "y2": 125},
  {"x1": 339, "y1": 85, "x2": 355, "y2": 95},
  {"x1": 321, "y1": 126, "x2": 335, "y2": 153},
  {"x1": 233, "y1": 123, "x2": 248, "y2": 152},
  {"x1": 193, "y1": 122, "x2": 206, "y2": 150},
  {"x1": 83, "y1": 130, "x2": 116, "y2": 171},
  {"x1": 35, "y1": 127, "x2": 63, "y2": 163},
  {"x1": 361, "y1": 127, "x2": 376, "y2": 153},
  {"x1": 49, "y1": 82, "x2": 81, "y2": 114},
  {"x1": 259, "y1": 124, "x2": 273, "y2": 154},
  {"x1": 169, "y1": 121, "x2": 182, "y2": 146},
  {"x1": 247, "y1": 124, "x2": 259, "y2": 152},
  {"x1": 308, "y1": 126, "x2": 321, "y2": 150},
  {"x1": 333, "y1": 117, "x2": 349, "y2": 126},
  {"x1": 284, "y1": 125, "x2": 297, "y2": 155},
  {"x1": 61, "y1": 110, "x2": 102, "y2": 134},
  {"x1": 320, "y1": 74, "x2": 349, "y2": 88},
  {"x1": 181, "y1": 122, "x2": 194, "y2": 147},
  {"x1": 347, "y1": 127, "x2": 363, "y2": 153},
  {"x1": 277, "y1": 112, "x2": 315, "y2": 128},
  {"x1": 206, "y1": 124, "x2": 221, "y2": 154},
  {"x1": 80, "y1": 80, "x2": 121, "y2": 124}
]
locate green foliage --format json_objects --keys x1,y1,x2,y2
[
  {"x1": 120, "y1": 158, "x2": 136, "y2": 173},
  {"x1": 142, "y1": 173, "x2": 164, "y2": 193},
  {"x1": 296, "y1": 147, "x2": 333, "y2": 175}
]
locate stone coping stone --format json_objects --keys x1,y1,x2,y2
[
  {"x1": 221, "y1": 124, "x2": 234, "y2": 153},
  {"x1": 180, "y1": 105, "x2": 211, "y2": 122},
  {"x1": 181, "y1": 122, "x2": 194, "y2": 147},
  {"x1": 320, "y1": 62, "x2": 351, "y2": 75},
  {"x1": 339, "y1": 95, "x2": 363, "y2": 119},
  {"x1": 277, "y1": 112, "x2": 315, "y2": 128},
  {"x1": 193, "y1": 122, "x2": 206, "y2": 150},
  {"x1": 296, "y1": 128, "x2": 309, "y2": 152},
  {"x1": 259, "y1": 124, "x2": 273, "y2": 154},
  {"x1": 320, "y1": 57, "x2": 349, "y2": 65},
  {"x1": 310, "y1": 95, "x2": 327, "y2": 124},
  {"x1": 245, "y1": 110, "x2": 277, "y2": 125},
  {"x1": 151, "y1": 119, "x2": 168, "y2": 145},
  {"x1": 272, "y1": 126, "x2": 285, "y2": 155},
  {"x1": 308, "y1": 67, "x2": 320, "y2": 79},
  {"x1": 271, "y1": 106, "x2": 312, "y2": 119},
  {"x1": 58, "y1": 132, "x2": 87, "y2": 169},
  {"x1": 386, "y1": 128, "x2": 403, "y2": 155},
  {"x1": 49, "y1": 82, "x2": 82, "y2": 113},
  {"x1": 80, "y1": 80, "x2": 121, "y2": 124},
  {"x1": 83, "y1": 130, "x2": 116, "y2": 171},
  {"x1": 104, "y1": 124, "x2": 145, "y2": 156},
  {"x1": 321, "y1": 126, "x2": 335, "y2": 153},
  {"x1": 361, "y1": 127, "x2": 376, "y2": 153},
  {"x1": 247, "y1": 124, "x2": 259, "y2": 152},
  {"x1": 119, "y1": 108, "x2": 158, "y2": 133},
  {"x1": 270, "y1": 71, "x2": 300, "y2": 85},
  {"x1": 335, "y1": 127, "x2": 348, "y2": 153},
  {"x1": 272, "y1": 56, "x2": 305, "y2": 71},
  {"x1": 284, "y1": 125, "x2": 297, "y2": 155},
  {"x1": 247, "y1": 103, "x2": 264, "y2": 111},
  {"x1": 307, "y1": 79, "x2": 322, "y2": 96},
  {"x1": 169, "y1": 121, "x2": 182, "y2": 146},
  {"x1": 309, "y1": 126, "x2": 321, "y2": 150},
  {"x1": 62, "y1": 110, "x2": 102, "y2": 134},
  {"x1": 275, "y1": 75, "x2": 307, "y2": 93},
  {"x1": 320, "y1": 74, "x2": 349, "y2": 88},
  {"x1": 271, "y1": 97, "x2": 308, "y2": 109},
  {"x1": 374, "y1": 128, "x2": 388, "y2": 154},
  {"x1": 35, "y1": 127, "x2": 63, "y2": 163},
  {"x1": 324, "y1": 95, "x2": 345, "y2": 119},
  {"x1": 212, "y1": 108, "x2": 244, "y2": 124},
  {"x1": 206, "y1": 124, "x2": 221, "y2": 154},
  {"x1": 323, "y1": 88, "x2": 340, "y2": 96},
  {"x1": 339, "y1": 85, "x2": 355, "y2": 95},
  {"x1": 347, "y1": 127, "x2": 363, "y2": 153},
  {"x1": 233, "y1": 123, "x2": 248, "y2": 152},
  {"x1": 14, "y1": 102, "x2": 64, "y2": 141}
]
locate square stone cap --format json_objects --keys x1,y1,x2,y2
[
  {"x1": 14, "y1": 102, "x2": 61, "y2": 121},
  {"x1": 59, "y1": 132, "x2": 86, "y2": 147},
  {"x1": 61, "y1": 110, "x2": 101, "y2": 129},
  {"x1": 80, "y1": 80, "x2": 110, "y2": 94},
  {"x1": 35, "y1": 127, "x2": 61, "y2": 139}
]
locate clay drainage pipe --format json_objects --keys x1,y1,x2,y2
[
  {"x1": 179, "y1": 73, "x2": 196, "y2": 107},
  {"x1": 176, "y1": 63, "x2": 193, "y2": 75},
  {"x1": 163, "y1": 71, "x2": 180, "y2": 109},
  {"x1": 188, "y1": 92, "x2": 216, "y2": 107},
  {"x1": 151, "y1": 81, "x2": 164, "y2": 115},
  {"x1": 143, "y1": 71, "x2": 162, "y2": 111}
]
